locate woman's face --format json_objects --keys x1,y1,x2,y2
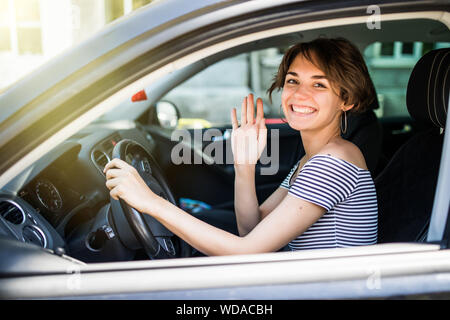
[{"x1": 281, "y1": 54, "x2": 345, "y2": 134}]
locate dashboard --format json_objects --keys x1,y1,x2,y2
[{"x1": 0, "y1": 121, "x2": 158, "y2": 262}]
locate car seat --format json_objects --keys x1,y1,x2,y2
[
  {"x1": 375, "y1": 48, "x2": 449, "y2": 243},
  {"x1": 342, "y1": 107, "x2": 382, "y2": 176}
]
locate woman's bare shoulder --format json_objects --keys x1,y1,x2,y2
[{"x1": 318, "y1": 138, "x2": 368, "y2": 170}]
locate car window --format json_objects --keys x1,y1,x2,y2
[
  {"x1": 160, "y1": 49, "x2": 284, "y2": 128},
  {"x1": 161, "y1": 53, "x2": 250, "y2": 128},
  {"x1": 363, "y1": 41, "x2": 450, "y2": 118},
  {"x1": 160, "y1": 42, "x2": 450, "y2": 129}
]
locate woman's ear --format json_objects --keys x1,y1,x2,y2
[{"x1": 342, "y1": 103, "x2": 354, "y2": 112}]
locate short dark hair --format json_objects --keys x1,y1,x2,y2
[{"x1": 267, "y1": 38, "x2": 376, "y2": 113}]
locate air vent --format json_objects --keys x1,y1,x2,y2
[
  {"x1": 92, "y1": 150, "x2": 110, "y2": 171},
  {"x1": 0, "y1": 200, "x2": 25, "y2": 225},
  {"x1": 23, "y1": 225, "x2": 47, "y2": 248}
]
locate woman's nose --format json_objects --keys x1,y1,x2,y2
[{"x1": 293, "y1": 83, "x2": 310, "y2": 99}]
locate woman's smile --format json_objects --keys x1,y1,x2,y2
[{"x1": 290, "y1": 104, "x2": 318, "y2": 116}]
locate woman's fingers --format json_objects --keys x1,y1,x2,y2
[
  {"x1": 105, "y1": 168, "x2": 122, "y2": 180},
  {"x1": 231, "y1": 108, "x2": 238, "y2": 130},
  {"x1": 247, "y1": 94, "x2": 254, "y2": 125},
  {"x1": 105, "y1": 177, "x2": 121, "y2": 192},
  {"x1": 107, "y1": 179, "x2": 128, "y2": 201},
  {"x1": 109, "y1": 185, "x2": 121, "y2": 200},
  {"x1": 257, "y1": 121, "x2": 267, "y2": 153},
  {"x1": 241, "y1": 97, "x2": 247, "y2": 125},
  {"x1": 255, "y1": 97, "x2": 264, "y2": 123},
  {"x1": 103, "y1": 158, "x2": 127, "y2": 173},
  {"x1": 235, "y1": 94, "x2": 264, "y2": 129},
  {"x1": 239, "y1": 94, "x2": 264, "y2": 126}
]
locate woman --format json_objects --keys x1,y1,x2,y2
[{"x1": 104, "y1": 38, "x2": 378, "y2": 255}]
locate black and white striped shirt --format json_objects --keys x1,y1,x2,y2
[{"x1": 280, "y1": 154, "x2": 378, "y2": 250}]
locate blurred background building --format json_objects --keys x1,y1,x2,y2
[{"x1": 0, "y1": 0, "x2": 154, "y2": 90}]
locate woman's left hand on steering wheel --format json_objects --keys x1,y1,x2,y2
[{"x1": 104, "y1": 158, "x2": 158, "y2": 213}]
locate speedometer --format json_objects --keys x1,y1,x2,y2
[{"x1": 35, "y1": 180, "x2": 63, "y2": 212}]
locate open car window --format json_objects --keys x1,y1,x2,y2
[
  {"x1": 364, "y1": 41, "x2": 450, "y2": 118},
  {"x1": 159, "y1": 40, "x2": 450, "y2": 130}
]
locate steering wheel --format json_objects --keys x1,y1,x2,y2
[{"x1": 109, "y1": 139, "x2": 190, "y2": 259}]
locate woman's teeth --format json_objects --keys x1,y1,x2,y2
[{"x1": 291, "y1": 105, "x2": 316, "y2": 114}]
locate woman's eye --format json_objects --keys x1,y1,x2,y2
[
  {"x1": 314, "y1": 83, "x2": 327, "y2": 88},
  {"x1": 285, "y1": 78, "x2": 298, "y2": 85}
]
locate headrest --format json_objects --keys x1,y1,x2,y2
[{"x1": 407, "y1": 48, "x2": 449, "y2": 128}]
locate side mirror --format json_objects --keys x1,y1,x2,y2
[{"x1": 155, "y1": 101, "x2": 180, "y2": 129}]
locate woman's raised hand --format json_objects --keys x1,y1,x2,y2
[{"x1": 231, "y1": 94, "x2": 267, "y2": 166}]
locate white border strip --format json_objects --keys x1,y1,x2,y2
[{"x1": 0, "y1": 11, "x2": 449, "y2": 189}]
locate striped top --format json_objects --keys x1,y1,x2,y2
[{"x1": 280, "y1": 154, "x2": 378, "y2": 250}]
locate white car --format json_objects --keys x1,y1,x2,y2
[{"x1": 0, "y1": 0, "x2": 449, "y2": 300}]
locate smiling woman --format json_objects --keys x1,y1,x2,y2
[
  {"x1": 0, "y1": 0, "x2": 449, "y2": 301},
  {"x1": 104, "y1": 37, "x2": 378, "y2": 256}
]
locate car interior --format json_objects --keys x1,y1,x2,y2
[
  {"x1": 376, "y1": 47, "x2": 449, "y2": 243},
  {"x1": 0, "y1": 16, "x2": 449, "y2": 266}
]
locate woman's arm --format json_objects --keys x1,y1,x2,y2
[
  {"x1": 233, "y1": 164, "x2": 260, "y2": 236},
  {"x1": 149, "y1": 192, "x2": 324, "y2": 256},
  {"x1": 259, "y1": 187, "x2": 289, "y2": 219},
  {"x1": 104, "y1": 158, "x2": 325, "y2": 256},
  {"x1": 235, "y1": 173, "x2": 290, "y2": 235}
]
